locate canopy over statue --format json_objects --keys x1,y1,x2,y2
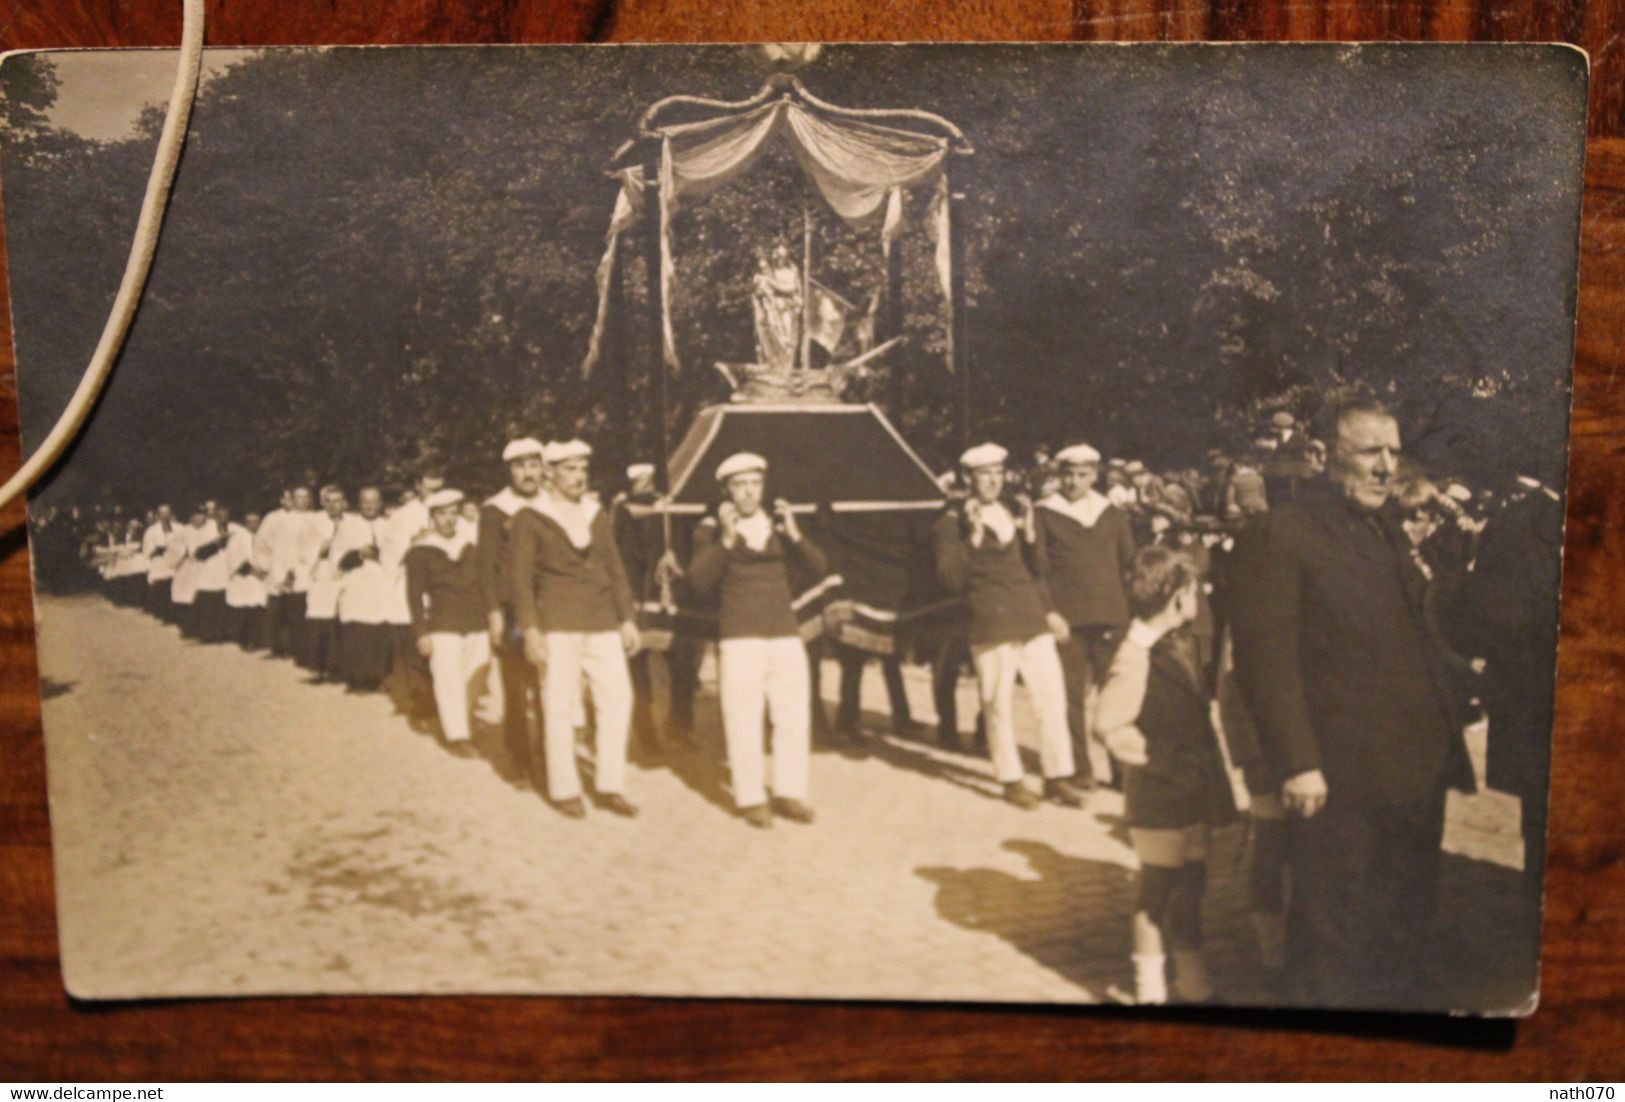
[
  {"x1": 583, "y1": 63, "x2": 972, "y2": 653},
  {"x1": 581, "y1": 69, "x2": 970, "y2": 391}
]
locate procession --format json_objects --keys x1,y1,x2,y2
[{"x1": 8, "y1": 44, "x2": 1577, "y2": 1013}]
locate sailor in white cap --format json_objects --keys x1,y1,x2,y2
[
  {"x1": 511, "y1": 438, "x2": 640, "y2": 818},
  {"x1": 478, "y1": 437, "x2": 548, "y2": 782},
  {"x1": 688, "y1": 452, "x2": 826, "y2": 827},
  {"x1": 405, "y1": 489, "x2": 490, "y2": 754},
  {"x1": 1037, "y1": 442, "x2": 1136, "y2": 795},
  {"x1": 934, "y1": 443, "x2": 1080, "y2": 809}
]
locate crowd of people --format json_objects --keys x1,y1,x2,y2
[{"x1": 36, "y1": 394, "x2": 1563, "y2": 1010}]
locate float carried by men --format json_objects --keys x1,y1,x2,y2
[{"x1": 34, "y1": 69, "x2": 1564, "y2": 1014}]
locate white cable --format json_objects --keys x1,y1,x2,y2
[{"x1": 0, "y1": 0, "x2": 205, "y2": 514}]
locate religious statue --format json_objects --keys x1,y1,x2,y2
[{"x1": 751, "y1": 243, "x2": 803, "y2": 373}]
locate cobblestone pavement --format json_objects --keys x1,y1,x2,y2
[{"x1": 35, "y1": 594, "x2": 1539, "y2": 1011}]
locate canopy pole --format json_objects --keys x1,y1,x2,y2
[
  {"x1": 608, "y1": 224, "x2": 630, "y2": 479},
  {"x1": 884, "y1": 222, "x2": 905, "y2": 432},
  {"x1": 643, "y1": 155, "x2": 670, "y2": 494},
  {"x1": 799, "y1": 192, "x2": 814, "y2": 372},
  {"x1": 951, "y1": 183, "x2": 970, "y2": 449}
]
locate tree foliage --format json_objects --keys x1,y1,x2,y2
[{"x1": 0, "y1": 44, "x2": 1584, "y2": 509}]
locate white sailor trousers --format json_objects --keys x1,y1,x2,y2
[
  {"x1": 541, "y1": 630, "x2": 631, "y2": 801},
  {"x1": 718, "y1": 635, "x2": 810, "y2": 809},
  {"x1": 428, "y1": 630, "x2": 492, "y2": 743},
  {"x1": 971, "y1": 633, "x2": 1076, "y2": 784}
]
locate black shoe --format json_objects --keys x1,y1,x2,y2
[
  {"x1": 741, "y1": 803, "x2": 773, "y2": 829},
  {"x1": 773, "y1": 798, "x2": 815, "y2": 824},
  {"x1": 1044, "y1": 778, "x2": 1088, "y2": 807},
  {"x1": 599, "y1": 793, "x2": 638, "y2": 818},
  {"x1": 443, "y1": 740, "x2": 481, "y2": 760},
  {"x1": 1003, "y1": 782, "x2": 1040, "y2": 810},
  {"x1": 556, "y1": 797, "x2": 587, "y2": 819}
]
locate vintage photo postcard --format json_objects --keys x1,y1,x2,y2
[{"x1": 1, "y1": 42, "x2": 1583, "y2": 1013}]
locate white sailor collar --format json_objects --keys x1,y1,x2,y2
[
  {"x1": 485, "y1": 486, "x2": 543, "y2": 517},
  {"x1": 736, "y1": 510, "x2": 773, "y2": 552},
  {"x1": 973, "y1": 500, "x2": 1017, "y2": 545},
  {"x1": 1040, "y1": 490, "x2": 1110, "y2": 529}
]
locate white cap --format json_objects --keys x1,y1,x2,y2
[
  {"x1": 425, "y1": 489, "x2": 464, "y2": 511},
  {"x1": 1125, "y1": 460, "x2": 1146, "y2": 474},
  {"x1": 1514, "y1": 475, "x2": 1543, "y2": 491},
  {"x1": 502, "y1": 437, "x2": 545, "y2": 462},
  {"x1": 715, "y1": 452, "x2": 768, "y2": 482},
  {"x1": 958, "y1": 443, "x2": 1008, "y2": 470},
  {"x1": 1444, "y1": 483, "x2": 1473, "y2": 503},
  {"x1": 1055, "y1": 443, "x2": 1101, "y2": 466},
  {"x1": 545, "y1": 439, "x2": 592, "y2": 464},
  {"x1": 626, "y1": 463, "x2": 656, "y2": 482}
]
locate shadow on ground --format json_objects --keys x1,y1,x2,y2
[{"x1": 917, "y1": 838, "x2": 1138, "y2": 1001}]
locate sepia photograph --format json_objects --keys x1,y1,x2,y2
[{"x1": 0, "y1": 41, "x2": 1584, "y2": 1014}]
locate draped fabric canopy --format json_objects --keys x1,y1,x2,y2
[{"x1": 582, "y1": 94, "x2": 956, "y2": 377}]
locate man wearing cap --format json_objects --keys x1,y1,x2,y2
[
  {"x1": 1036, "y1": 442, "x2": 1136, "y2": 790},
  {"x1": 934, "y1": 443, "x2": 1082, "y2": 809},
  {"x1": 510, "y1": 439, "x2": 640, "y2": 819},
  {"x1": 688, "y1": 452, "x2": 826, "y2": 828},
  {"x1": 478, "y1": 438, "x2": 548, "y2": 782},
  {"x1": 407, "y1": 489, "x2": 490, "y2": 754}
]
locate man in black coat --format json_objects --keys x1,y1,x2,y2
[{"x1": 1229, "y1": 396, "x2": 1474, "y2": 1010}]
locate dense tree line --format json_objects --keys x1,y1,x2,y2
[{"x1": 1, "y1": 44, "x2": 1583, "y2": 509}]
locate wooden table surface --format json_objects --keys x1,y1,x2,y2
[{"x1": 2, "y1": 0, "x2": 1622, "y2": 1081}]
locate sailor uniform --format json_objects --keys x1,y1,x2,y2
[
  {"x1": 407, "y1": 530, "x2": 491, "y2": 743},
  {"x1": 510, "y1": 493, "x2": 636, "y2": 804},
  {"x1": 934, "y1": 500, "x2": 1075, "y2": 785},
  {"x1": 335, "y1": 513, "x2": 395, "y2": 691},
  {"x1": 141, "y1": 520, "x2": 181, "y2": 618},
  {"x1": 1036, "y1": 490, "x2": 1137, "y2": 782},
  {"x1": 224, "y1": 522, "x2": 268, "y2": 650},
  {"x1": 688, "y1": 513, "x2": 827, "y2": 810},
  {"x1": 479, "y1": 485, "x2": 545, "y2": 774}
]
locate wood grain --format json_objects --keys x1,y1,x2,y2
[{"x1": 1, "y1": 0, "x2": 1622, "y2": 1081}]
